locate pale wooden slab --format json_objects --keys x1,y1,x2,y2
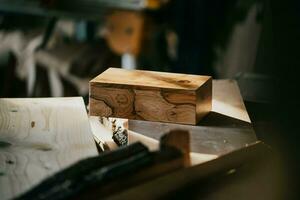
[{"x1": 0, "y1": 97, "x2": 98, "y2": 200}]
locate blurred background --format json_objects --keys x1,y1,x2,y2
[{"x1": 0, "y1": 0, "x2": 299, "y2": 199}]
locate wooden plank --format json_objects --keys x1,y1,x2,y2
[
  {"x1": 128, "y1": 80, "x2": 257, "y2": 155},
  {"x1": 0, "y1": 97, "x2": 98, "y2": 200},
  {"x1": 89, "y1": 68, "x2": 212, "y2": 125}
]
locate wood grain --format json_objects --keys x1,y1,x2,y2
[
  {"x1": 89, "y1": 68, "x2": 212, "y2": 124},
  {"x1": 91, "y1": 67, "x2": 211, "y2": 90},
  {"x1": 0, "y1": 97, "x2": 98, "y2": 200}
]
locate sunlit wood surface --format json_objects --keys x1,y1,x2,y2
[{"x1": 0, "y1": 97, "x2": 98, "y2": 200}]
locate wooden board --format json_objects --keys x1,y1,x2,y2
[
  {"x1": 128, "y1": 80, "x2": 257, "y2": 155},
  {"x1": 89, "y1": 68, "x2": 212, "y2": 125},
  {"x1": 0, "y1": 97, "x2": 98, "y2": 200}
]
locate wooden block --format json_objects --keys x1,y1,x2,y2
[
  {"x1": 89, "y1": 68, "x2": 212, "y2": 125},
  {"x1": 160, "y1": 130, "x2": 191, "y2": 167}
]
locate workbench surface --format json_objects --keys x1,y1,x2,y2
[{"x1": 0, "y1": 80, "x2": 259, "y2": 199}]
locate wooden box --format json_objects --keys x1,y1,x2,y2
[{"x1": 89, "y1": 68, "x2": 212, "y2": 125}]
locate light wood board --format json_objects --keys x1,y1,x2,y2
[{"x1": 0, "y1": 97, "x2": 98, "y2": 200}]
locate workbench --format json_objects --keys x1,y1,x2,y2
[
  {"x1": 107, "y1": 80, "x2": 282, "y2": 200},
  {"x1": 0, "y1": 79, "x2": 266, "y2": 200}
]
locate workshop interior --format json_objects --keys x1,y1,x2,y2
[{"x1": 0, "y1": 0, "x2": 300, "y2": 199}]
